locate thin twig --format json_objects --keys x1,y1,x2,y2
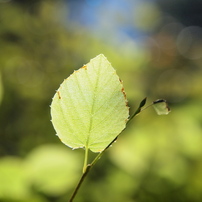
[{"x1": 69, "y1": 165, "x2": 91, "y2": 202}]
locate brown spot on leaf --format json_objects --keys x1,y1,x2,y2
[
  {"x1": 57, "y1": 91, "x2": 61, "y2": 99},
  {"x1": 81, "y1": 65, "x2": 87, "y2": 70},
  {"x1": 121, "y1": 82, "x2": 129, "y2": 108}
]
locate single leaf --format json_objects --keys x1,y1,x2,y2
[
  {"x1": 50, "y1": 54, "x2": 129, "y2": 152},
  {"x1": 153, "y1": 99, "x2": 171, "y2": 115}
]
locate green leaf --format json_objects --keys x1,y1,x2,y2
[
  {"x1": 153, "y1": 99, "x2": 171, "y2": 115},
  {"x1": 0, "y1": 157, "x2": 28, "y2": 200},
  {"x1": 50, "y1": 54, "x2": 129, "y2": 152},
  {"x1": 24, "y1": 145, "x2": 81, "y2": 195}
]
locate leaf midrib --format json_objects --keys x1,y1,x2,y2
[{"x1": 85, "y1": 60, "x2": 102, "y2": 149}]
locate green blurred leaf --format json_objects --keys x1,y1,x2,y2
[
  {"x1": 24, "y1": 144, "x2": 82, "y2": 196},
  {"x1": 0, "y1": 157, "x2": 30, "y2": 200},
  {"x1": 50, "y1": 54, "x2": 129, "y2": 152},
  {"x1": 153, "y1": 99, "x2": 171, "y2": 115}
]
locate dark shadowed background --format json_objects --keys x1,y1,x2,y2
[{"x1": 0, "y1": 0, "x2": 202, "y2": 201}]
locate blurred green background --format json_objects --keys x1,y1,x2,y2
[{"x1": 0, "y1": 0, "x2": 202, "y2": 201}]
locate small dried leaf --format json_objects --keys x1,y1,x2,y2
[{"x1": 153, "y1": 99, "x2": 171, "y2": 115}]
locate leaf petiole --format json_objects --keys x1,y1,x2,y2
[{"x1": 83, "y1": 147, "x2": 89, "y2": 173}]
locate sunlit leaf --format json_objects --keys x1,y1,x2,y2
[
  {"x1": 153, "y1": 99, "x2": 171, "y2": 115},
  {"x1": 50, "y1": 54, "x2": 129, "y2": 152}
]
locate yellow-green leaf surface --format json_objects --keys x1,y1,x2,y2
[{"x1": 51, "y1": 54, "x2": 129, "y2": 152}]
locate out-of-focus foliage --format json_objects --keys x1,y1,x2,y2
[
  {"x1": 0, "y1": 144, "x2": 82, "y2": 201},
  {"x1": 0, "y1": 0, "x2": 202, "y2": 202},
  {"x1": 24, "y1": 144, "x2": 82, "y2": 196}
]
